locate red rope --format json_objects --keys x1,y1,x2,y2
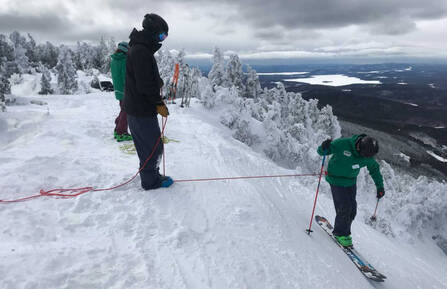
[
  {"x1": 0, "y1": 115, "x2": 321, "y2": 204},
  {"x1": 0, "y1": 117, "x2": 168, "y2": 204}
]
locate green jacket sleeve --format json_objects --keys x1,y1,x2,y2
[
  {"x1": 366, "y1": 159, "x2": 384, "y2": 189},
  {"x1": 317, "y1": 145, "x2": 328, "y2": 156},
  {"x1": 317, "y1": 138, "x2": 343, "y2": 156}
]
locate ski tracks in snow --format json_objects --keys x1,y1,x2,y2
[{"x1": 2, "y1": 95, "x2": 447, "y2": 289}]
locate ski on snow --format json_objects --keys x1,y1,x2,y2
[{"x1": 315, "y1": 215, "x2": 387, "y2": 282}]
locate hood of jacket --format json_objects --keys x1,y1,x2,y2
[{"x1": 128, "y1": 28, "x2": 162, "y2": 54}]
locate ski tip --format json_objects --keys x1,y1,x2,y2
[
  {"x1": 371, "y1": 277, "x2": 386, "y2": 282},
  {"x1": 315, "y1": 215, "x2": 327, "y2": 222},
  {"x1": 363, "y1": 271, "x2": 386, "y2": 282}
]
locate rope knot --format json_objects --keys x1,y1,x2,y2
[{"x1": 40, "y1": 189, "x2": 50, "y2": 195}]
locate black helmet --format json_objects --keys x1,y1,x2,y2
[
  {"x1": 357, "y1": 136, "x2": 379, "y2": 157},
  {"x1": 142, "y1": 13, "x2": 169, "y2": 34}
]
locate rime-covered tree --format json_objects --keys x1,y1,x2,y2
[
  {"x1": 103, "y1": 37, "x2": 116, "y2": 73},
  {"x1": 208, "y1": 47, "x2": 227, "y2": 88},
  {"x1": 244, "y1": 65, "x2": 262, "y2": 99},
  {"x1": 156, "y1": 49, "x2": 175, "y2": 97},
  {"x1": 0, "y1": 34, "x2": 14, "y2": 63},
  {"x1": 176, "y1": 50, "x2": 187, "y2": 92},
  {"x1": 9, "y1": 31, "x2": 27, "y2": 49},
  {"x1": 92, "y1": 36, "x2": 109, "y2": 73},
  {"x1": 226, "y1": 54, "x2": 244, "y2": 91},
  {"x1": 36, "y1": 41, "x2": 59, "y2": 68},
  {"x1": 74, "y1": 41, "x2": 96, "y2": 71},
  {"x1": 0, "y1": 35, "x2": 15, "y2": 96},
  {"x1": 73, "y1": 41, "x2": 84, "y2": 71},
  {"x1": 179, "y1": 64, "x2": 191, "y2": 106},
  {"x1": 189, "y1": 67, "x2": 201, "y2": 100},
  {"x1": 56, "y1": 46, "x2": 78, "y2": 94},
  {"x1": 9, "y1": 31, "x2": 30, "y2": 74},
  {"x1": 39, "y1": 66, "x2": 53, "y2": 95},
  {"x1": 176, "y1": 49, "x2": 186, "y2": 68},
  {"x1": 0, "y1": 62, "x2": 10, "y2": 111},
  {"x1": 198, "y1": 77, "x2": 215, "y2": 108},
  {"x1": 25, "y1": 33, "x2": 39, "y2": 67},
  {"x1": 157, "y1": 49, "x2": 175, "y2": 79}
]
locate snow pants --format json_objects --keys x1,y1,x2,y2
[
  {"x1": 115, "y1": 101, "x2": 128, "y2": 135},
  {"x1": 127, "y1": 114, "x2": 163, "y2": 190},
  {"x1": 330, "y1": 184, "x2": 357, "y2": 236}
]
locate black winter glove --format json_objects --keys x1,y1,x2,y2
[
  {"x1": 377, "y1": 188, "x2": 385, "y2": 199},
  {"x1": 321, "y1": 139, "x2": 332, "y2": 152}
]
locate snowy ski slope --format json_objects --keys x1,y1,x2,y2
[{"x1": 1, "y1": 92, "x2": 447, "y2": 289}]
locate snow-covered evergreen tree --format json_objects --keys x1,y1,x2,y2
[
  {"x1": 39, "y1": 66, "x2": 53, "y2": 95},
  {"x1": 198, "y1": 77, "x2": 215, "y2": 108},
  {"x1": 179, "y1": 64, "x2": 191, "y2": 106},
  {"x1": 0, "y1": 34, "x2": 14, "y2": 63},
  {"x1": 176, "y1": 50, "x2": 188, "y2": 98},
  {"x1": 75, "y1": 41, "x2": 97, "y2": 71},
  {"x1": 92, "y1": 36, "x2": 110, "y2": 73},
  {"x1": 73, "y1": 41, "x2": 84, "y2": 71},
  {"x1": 244, "y1": 65, "x2": 262, "y2": 99},
  {"x1": 189, "y1": 67, "x2": 202, "y2": 101},
  {"x1": 25, "y1": 33, "x2": 39, "y2": 67},
  {"x1": 107, "y1": 38, "x2": 116, "y2": 56},
  {"x1": 156, "y1": 49, "x2": 176, "y2": 98},
  {"x1": 208, "y1": 47, "x2": 227, "y2": 88},
  {"x1": 9, "y1": 31, "x2": 30, "y2": 74},
  {"x1": 104, "y1": 37, "x2": 116, "y2": 74},
  {"x1": 176, "y1": 49, "x2": 186, "y2": 68},
  {"x1": 226, "y1": 54, "x2": 244, "y2": 91},
  {"x1": 0, "y1": 62, "x2": 9, "y2": 111},
  {"x1": 56, "y1": 46, "x2": 78, "y2": 94},
  {"x1": 36, "y1": 41, "x2": 59, "y2": 68},
  {"x1": 9, "y1": 31, "x2": 27, "y2": 49}
]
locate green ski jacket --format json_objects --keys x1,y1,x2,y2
[
  {"x1": 317, "y1": 134, "x2": 384, "y2": 189},
  {"x1": 110, "y1": 52, "x2": 127, "y2": 100}
]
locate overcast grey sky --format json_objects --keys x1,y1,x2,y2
[{"x1": 1, "y1": 0, "x2": 447, "y2": 61}]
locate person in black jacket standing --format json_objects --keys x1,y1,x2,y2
[{"x1": 124, "y1": 13, "x2": 173, "y2": 190}]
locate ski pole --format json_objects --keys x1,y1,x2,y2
[
  {"x1": 162, "y1": 117, "x2": 167, "y2": 177},
  {"x1": 370, "y1": 199, "x2": 380, "y2": 222},
  {"x1": 306, "y1": 153, "x2": 327, "y2": 235}
]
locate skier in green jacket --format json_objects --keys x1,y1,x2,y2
[
  {"x1": 317, "y1": 134, "x2": 385, "y2": 247},
  {"x1": 110, "y1": 42, "x2": 132, "y2": 142}
]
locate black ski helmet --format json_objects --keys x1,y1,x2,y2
[
  {"x1": 142, "y1": 13, "x2": 169, "y2": 34},
  {"x1": 357, "y1": 136, "x2": 379, "y2": 157}
]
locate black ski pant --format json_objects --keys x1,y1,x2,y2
[
  {"x1": 330, "y1": 184, "x2": 357, "y2": 236},
  {"x1": 127, "y1": 114, "x2": 163, "y2": 190}
]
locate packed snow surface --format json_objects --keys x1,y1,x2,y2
[
  {"x1": 284, "y1": 74, "x2": 382, "y2": 86},
  {"x1": 1, "y1": 92, "x2": 447, "y2": 289}
]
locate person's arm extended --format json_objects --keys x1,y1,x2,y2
[
  {"x1": 317, "y1": 138, "x2": 342, "y2": 156},
  {"x1": 366, "y1": 159, "x2": 384, "y2": 190}
]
